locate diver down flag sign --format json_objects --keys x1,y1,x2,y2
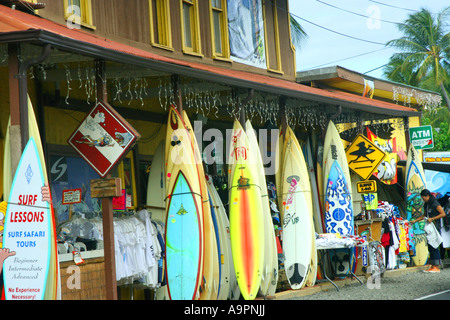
[
  {"x1": 346, "y1": 134, "x2": 386, "y2": 181},
  {"x1": 68, "y1": 101, "x2": 140, "y2": 177}
]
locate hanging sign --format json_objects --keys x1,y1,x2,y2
[
  {"x1": 357, "y1": 180, "x2": 377, "y2": 193},
  {"x1": 366, "y1": 127, "x2": 399, "y2": 185},
  {"x1": 346, "y1": 134, "x2": 386, "y2": 181},
  {"x1": 409, "y1": 125, "x2": 433, "y2": 150},
  {"x1": 62, "y1": 188, "x2": 82, "y2": 205},
  {"x1": 68, "y1": 101, "x2": 140, "y2": 177}
]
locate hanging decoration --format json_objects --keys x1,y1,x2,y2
[{"x1": 393, "y1": 86, "x2": 442, "y2": 110}]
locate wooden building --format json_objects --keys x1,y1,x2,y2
[{"x1": 0, "y1": 0, "x2": 439, "y2": 300}]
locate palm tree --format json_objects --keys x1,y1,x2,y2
[
  {"x1": 290, "y1": 15, "x2": 308, "y2": 50},
  {"x1": 385, "y1": 7, "x2": 450, "y2": 110}
]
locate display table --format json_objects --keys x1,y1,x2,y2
[{"x1": 316, "y1": 237, "x2": 366, "y2": 291}]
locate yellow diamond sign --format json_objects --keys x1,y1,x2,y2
[{"x1": 346, "y1": 134, "x2": 386, "y2": 181}]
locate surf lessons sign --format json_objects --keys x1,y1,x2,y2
[
  {"x1": 409, "y1": 125, "x2": 433, "y2": 150},
  {"x1": 2, "y1": 138, "x2": 51, "y2": 300},
  {"x1": 68, "y1": 101, "x2": 140, "y2": 177}
]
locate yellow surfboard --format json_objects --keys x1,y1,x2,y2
[
  {"x1": 228, "y1": 120, "x2": 264, "y2": 300},
  {"x1": 245, "y1": 120, "x2": 278, "y2": 296},
  {"x1": 2, "y1": 96, "x2": 59, "y2": 300},
  {"x1": 183, "y1": 111, "x2": 219, "y2": 300},
  {"x1": 165, "y1": 106, "x2": 204, "y2": 300}
]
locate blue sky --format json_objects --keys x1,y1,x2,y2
[{"x1": 288, "y1": 0, "x2": 449, "y2": 79}]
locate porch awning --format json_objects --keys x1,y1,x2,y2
[{"x1": 0, "y1": 5, "x2": 420, "y2": 117}]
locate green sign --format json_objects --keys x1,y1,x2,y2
[{"x1": 409, "y1": 125, "x2": 434, "y2": 150}]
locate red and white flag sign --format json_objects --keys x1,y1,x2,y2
[{"x1": 68, "y1": 101, "x2": 140, "y2": 177}]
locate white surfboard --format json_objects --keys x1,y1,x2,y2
[
  {"x1": 280, "y1": 127, "x2": 313, "y2": 290},
  {"x1": 3, "y1": 138, "x2": 52, "y2": 300},
  {"x1": 146, "y1": 140, "x2": 166, "y2": 223}
]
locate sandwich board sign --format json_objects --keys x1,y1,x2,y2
[
  {"x1": 409, "y1": 125, "x2": 433, "y2": 150},
  {"x1": 68, "y1": 101, "x2": 140, "y2": 177}
]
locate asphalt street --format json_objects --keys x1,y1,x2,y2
[{"x1": 290, "y1": 265, "x2": 450, "y2": 300}]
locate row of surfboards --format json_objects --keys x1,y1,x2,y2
[
  {"x1": 153, "y1": 106, "x2": 279, "y2": 300},
  {"x1": 154, "y1": 105, "x2": 360, "y2": 300},
  {"x1": 151, "y1": 104, "x2": 364, "y2": 300}
]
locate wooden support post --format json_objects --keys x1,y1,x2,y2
[{"x1": 95, "y1": 59, "x2": 118, "y2": 300}]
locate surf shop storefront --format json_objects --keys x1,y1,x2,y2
[{"x1": 0, "y1": 6, "x2": 435, "y2": 300}]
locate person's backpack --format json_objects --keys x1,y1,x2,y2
[{"x1": 438, "y1": 193, "x2": 450, "y2": 231}]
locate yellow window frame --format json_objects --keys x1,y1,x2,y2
[
  {"x1": 116, "y1": 151, "x2": 138, "y2": 210},
  {"x1": 209, "y1": 0, "x2": 230, "y2": 61},
  {"x1": 149, "y1": 0, "x2": 173, "y2": 50},
  {"x1": 63, "y1": 0, "x2": 96, "y2": 30},
  {"x1": 263, "y1": 0, "x2": 283, "y2": 74},
  {"x1": 180, "y1": 0, "x2": 203, "y2": 56}
]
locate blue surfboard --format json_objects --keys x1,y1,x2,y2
[{"x1": 165, "y1": 171, "x2": 202, "y2": 300}]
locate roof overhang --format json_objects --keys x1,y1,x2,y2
[
  {"x1": 0, "y1": 5, "x2": 421, "y2": 118},
  {"x1": 297, "y1": 65, "x2": 441, "y2": 109}
]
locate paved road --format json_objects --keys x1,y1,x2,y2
[
  {"x1": 417, "y1": 289, "x2": 450, "y2": 300},
  {"x1": 291, "y1": 266, "x2": 450, "y2": 300}
]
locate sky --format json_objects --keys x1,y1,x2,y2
[{"x1": 288, "y1": 0, "x2": 450, "y2": 79}]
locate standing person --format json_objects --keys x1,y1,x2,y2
[{"x1": 410, "y1": 189, "x2": 446, "y2": 273}]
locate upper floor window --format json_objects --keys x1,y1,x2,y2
[
  {"x1": 149, "y1": 0, "x2": 173, "y2": 50},
  {"x1": 181, "y1": 0, "x2": 202, "y2": 56},
  {"x1": 64, "y1": 0, "x2": 95, "y2": 29},
  {"x1": 210, "y1": 0, "x2": 230, "y2": 60}
]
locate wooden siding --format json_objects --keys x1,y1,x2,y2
[{"x1": 37, "y1": 0, "x2": 296, "y2": 81}]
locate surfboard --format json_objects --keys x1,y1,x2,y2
[
  {"x1": 228, "y1": 120, "x2": 264, "y2": 300},
  {"x1": 275, "y1": 127, "x2": 285, "y2": 214},
  {"x1": 146, "y1": 140, "x2": 166, "y2": 223},
  {"x1": 2, "y1": 96, "x2": 59, "y2": 300},
  {"x1": 26, "y1": 96, "x2": 59, "y2": 300},
  {"x1": 323, "y1": 121, "x2": 354, "y2": 235},
  {"x1": 280, "y1": 126, "x2": 314, "y2": 289},
  {"x1": 146, "y1": 139, "x2": 168, "y2": 300},
  {"x1": 2, "y1": 138, "x2": 52, "y2": 300},
  {"x1": 182, "y1": 111, "x2": 219, "y2": 300},
  {"x1": 405, "y1": 144, "x2": 428, "y2": 266},
  {"x1": 3, "y1": 117, "x2": 11, "y2": 202},
  {"x1": 208, "y1": 194, "x2": 223, "y2": 299},
  {"x1": 164, "y1": 106, "x2": 203, "y2": 300},
  {"x1": 323, "y1": 121, "x2": 354, "y2": 278},
  {"x1": 245, "y1": 120, "x2": 277, "y2": 296},
  {"x1": 305, "y1": 137, "x2": 324, "y2": 234},
  {"x1": 206, "y1": 174, "x2": 238, "y2": 300}
]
